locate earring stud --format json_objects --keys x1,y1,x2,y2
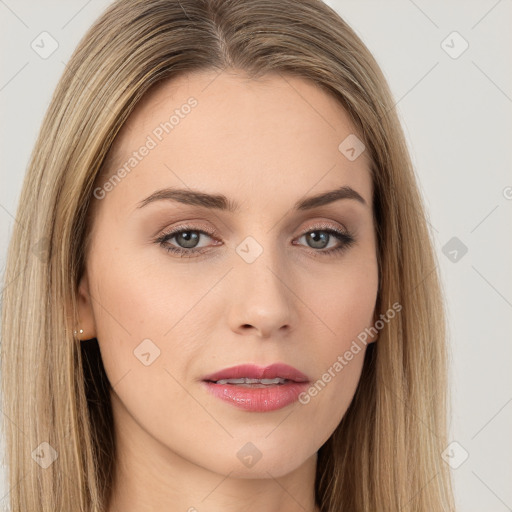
[{"x1": 73, "y1": 328, "x2": 84, "y2": 337}]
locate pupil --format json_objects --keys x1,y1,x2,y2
[
  {"x1": 177, "y1": 231, "x2": 199, "y2": 248},
  {"x1": 308, "y1": 231, "x2": 328, "y2": 249}
]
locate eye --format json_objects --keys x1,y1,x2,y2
[
  {"x1": 154, "y1": 222, "x2": 356, "y2": 258},
  {"x1": 294, "y1": 223, "x2": 356, "y2": 257},
  {"x1": 154, "y1": 225, "x2": 219, "y2": 258}
]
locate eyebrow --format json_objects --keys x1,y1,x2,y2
[{"x1": 135, "y1": 185, "x2": 367, "y2": 212}]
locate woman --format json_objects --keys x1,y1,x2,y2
[{"x1": 0, "y1": 0, "x2": 456, "y2": 510}]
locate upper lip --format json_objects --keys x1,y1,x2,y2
[{"x1": 202, "y1": 363, "x2": 309, "y2": 383}]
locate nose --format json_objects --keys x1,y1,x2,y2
[{"x1": 226, "y1": 249, "x2": 298, "y2": 339}]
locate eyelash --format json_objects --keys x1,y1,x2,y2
[{"x1": 154, "y1": 223, "x2": 356, "y2": 258}]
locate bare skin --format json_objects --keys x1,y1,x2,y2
[{"x1": 77, "y1": 69, "x2": 379, "y2": 512}]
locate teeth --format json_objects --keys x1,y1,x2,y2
[
  {"x1": 215, "y1": 377, "x2": 287, "y2": 385},
  {"x1": 260, "y1": 378, "x2": 285, "y2": 385},
  {"x1": 216, "y1": 378, "x2": 245, "y2": 385}
]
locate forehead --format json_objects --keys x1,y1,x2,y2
[{"x1": 97, "y1": 70, "x2": 373, "y2": 215}]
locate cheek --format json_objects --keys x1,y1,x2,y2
[
  {"x1": 320, "y1": 261, "x2": 378, "y2": 340},
  {"x1": 293, "y1": 253, "x2": 378, "y2": 427},
  {"x1": 89, "y1": 226, "x2": 202, "y2": 332},
  {"x1": 304, "y1": 238, "x2": 379, "y2": 346},
  {"x1": 88, "y1": 240, "x2": 217, "y2": 413},
  {"x1": 86, "y1": 241, "x2": 176, "y2": 383},
  {"x1": 87, "y1": 248, "x2": 209, "y2": 454}
]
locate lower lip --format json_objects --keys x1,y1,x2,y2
[{"x1": 202, "y1": 381, "x2": 309, "y2": 412}]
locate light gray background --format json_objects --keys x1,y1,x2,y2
[{"x1": 1, "y1": 1, "x2": 511, "y2": 511}]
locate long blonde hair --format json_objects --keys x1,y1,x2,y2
[{"x1": 0, "y1": 0, "x2": 455, "y2": 510}]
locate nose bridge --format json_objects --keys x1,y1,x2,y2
[
  {"x1": 235, "y1": 234, "x2": 286, "y2": 295},
  {"x1": 234, "y1": 231, "x2": 286, "y2": 289}
]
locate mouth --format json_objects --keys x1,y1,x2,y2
[
  {"x1": 201, "y1": 363, "x2": 310, "y2": 412},
  {"x1": 208, "y1": 377, "x2": 292, "y2": 387}
]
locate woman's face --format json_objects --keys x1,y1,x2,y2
[{"x1": 78, "y1": 70, "x2": 379, "y2": 479}]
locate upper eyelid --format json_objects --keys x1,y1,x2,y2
[{"x1": 159, "y1": 221, "x2": 348, "y2": 237}]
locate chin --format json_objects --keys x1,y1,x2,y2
[
  {"x1": 203, "y1": 440, "x2": 314, "y2": 479},
  {"x1": 218, "y1": 458, "x2": 305, "y2": 479}
]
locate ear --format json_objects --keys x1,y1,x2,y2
[{"x1": 76, "y1": 271, "x2": 97, "y2": 340}]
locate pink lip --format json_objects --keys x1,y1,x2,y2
[
  {"x1": 202, "y1": 363, "x2": 310, "y2": 383},
  {"x1": 201, "y1": 363, "x2": 310, "y2": 412}
]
